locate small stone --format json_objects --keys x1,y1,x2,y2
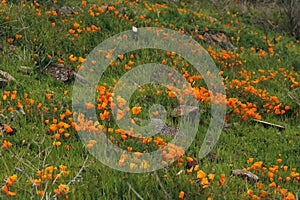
[{"x1": 231, "y1": 169, "x2": 259, "y2": 182}]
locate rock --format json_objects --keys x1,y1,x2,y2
[
  {"x1": 171, "y1": 105, "x2": 199, "y2": 118},
  {"x1": 207, "y1": 152, "x2": 217, "y2": 161},
  {"x1": 47, "y1": 63, "x2": 73, "y2": 82},
  {"x1": 55, "y1": 6, "x2": 75, "y2": 15},
  {"x1": 8, "y1": 45, "x2": 17, "y2": 51},
  {"x1": 0, "y1": 70, "x2": 18, "y2": 84},
  {"x1": 223, "y1": 123, "x2": 231, "y2": 132},
  {"x1": 150, "y1": 118, "x2": 166, "y2": 133},
  {"x1": 204, "y1": 32, "x2": 236, "y2": 51},
  {"x1": 0, "y1": 78, "x2": 8, "y2": 88},
  {"x1": 161, "y1": 124, "x2": 180, "y2": 138},
  {"x1": 134, "y1": 117, "x2": 185, "y2": 139},
  {"x1": 231, "y1": 169, "x2": 259, "y2": 182}
]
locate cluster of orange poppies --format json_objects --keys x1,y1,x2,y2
[
  {"x1": 208, "y1": 47, "x2": 244, "y2": 68},
  {"x1": 2, "y1": 174, "x2": 17, "y2": 196},
  {"x1": 46, "y1": 106, "x2": 73, "y2": 148},
  {"x1": 2, "y1": 167, "x2": 70, "y2": 198},
  {"x1": 1, "y1": 91, "x2": 25, "y2": 149},
  {"x1": 31, "y1": 165, "x2": 70, "y2": 197},
  {"x1": 245, "y1": 157, "x2": 298, "y2": 200},
  {"x1": 179, "y1": 157, "x2": 226, "y2": 199}
]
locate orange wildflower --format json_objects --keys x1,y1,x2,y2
[
  {"x1": 7, "y1": 38, "x2": 14, "y2": 43},
  {"x1": 2, "y1": 140, "x2": 13, "y2": 149},
  {"x1": 86, "y1": 102, "x2": 94, "y2": 110},
  {"x1": 219, "y1": 174, "x2": 225, "y2": 186},
  {"x1": 73, "y1": 22, "x2": 80, "y2": 29},
  {"x1": 116, "y1": 109, "x2": 125, "y2": 120},
  {"x1": 53, "y1": 141, "x2": 61, "y2": 147},
  {"x1": 49, "y1": 124, "x2": 57, "y2": 132},
  {"x1": 117, "y1": 96, "x2": 127, "y2": 107},
  {"x1": 269, "y1": 182, "x2": 276, "y2": 188},
  {"x1": 132, "y1": 106, "x2": 142, "y2": 115},
  {"x1": 197, "y1": 170, "x2": 206, "y2": 179},
  {"x1": 5, "y1": 125, "x2": 13, "y2": 134},
  {"x1": 179, "y1": 191, "x2": 185, "y2": 199},
  {"x1": 54, "y1": 184, "x2": 69, "y2": 196},
  {"x1": 186, "y1": 157, "x2": 194, "y2": 163},
  {"x1": 65, "y1": 109, "x2": 72, "y2": 116},
  {"x1": 168, "y1": 91, "x2": 176, "y2": 98},
  {"x1": 78, "y1": 57, "x2": 86, "y2": 63},
  {"x1": 100, "y1": 110, "x2": 110, "y2": 120},
  {"x1": 45, "y1": 93, "x2": 53, "y2": 100},
  {"x1": 69, "y1": 54, "x2": 77, "y2": 62},
  {"x1": 247, "y1": 189, "x2": 253, "y2": 196},
  {"x1": 68, "y1": 29, "x2": 75, "y2": 34},
  {"x1": 2, "y1": 185, "x2": 16, "y2": 196}
]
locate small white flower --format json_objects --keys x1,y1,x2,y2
[{"x1": 132, "y1": 26, "x2": 138, "y2": 33}]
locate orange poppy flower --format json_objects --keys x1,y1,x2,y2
[
  {"x1": 179, "y1": 191, "x2": 185, "y2": 199},
  {"x1": 100, "y1": 110, "x2": 110, "y2": 120},
  {"x1": 168, "y1": 91, "x2": 176, "y2": 98},
  {"x1": 269, "y1": 182, "x2": 276, "y2": 188},
  {"x1": 78, "y1": 57, "x2": 86, "y2": 63},
  {"x1": 65, "y1": 109, "x2": 72, "y2": 116},
  {"x1": 197, "y1": 170, "x2": 206, "y2": 179},
  {"x1": 5, "y1": 125, "x2": 13, "y2": 134},
  {"x1": 86, "y1": 102, "x2": 94, "y2": 110},
  {"x1": 73, "y1": 22, "x2": 80, "y2": 29},
  {"x1": 49, "y1": 124, "x2": 57, "y2": 132},
  {"x1": 2, "y1": 140, "x2": 13, "y2": 149},
  {"x1": 186, "y1": 157, "x2": 194, "y2": 163},
  {"x1": 7, "y1": 38, "x2": 14, "y2": 44},
  {"x1": 117, "y1": 96, "x2": 127, "y2": 107},
  {"x1": 116, "y1": 109, "x2": 125, "y2": 120},
  {"x1": 53, "y1": 141, "x2": 61, "y2": 147},
  {"x1": 220, "y1": 174, "x2": 225, "y2": 186},
  {"x1": 60, "y1": 114, "x2": 65, "y2": 120},
  {"x1": 132, "y1": 106, "x2": 142, "y2": 115}
]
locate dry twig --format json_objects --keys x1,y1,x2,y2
[
  {"x1": 126, "y1": 181, "x2": 144, "y2": 200},
  {"x1": 50, "y1": 156, "x2": 89, "y2": 199}
]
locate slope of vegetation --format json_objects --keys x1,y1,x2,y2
[{"x1": 0, "y1": 0, "x2": 299, "y2": 199}]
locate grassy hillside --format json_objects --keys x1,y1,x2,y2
[{"x1": 0, "y1": 0, "x2": 299, "y2": 199}]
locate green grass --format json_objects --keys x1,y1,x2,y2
[{"x1": 0, "y1": 0, "x2": 299, "y2": 199}]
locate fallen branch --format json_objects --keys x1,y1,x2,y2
[
  {"x1": 287, "y1": 88, "x2": 300, "y2": 106},
  {"x1": 154, "y1": 171, "x2": 172, "y2": 200},
  {"x1": 66, "y1": 156, "x2": 88, "y2": 186},
  {"x1": 0, "y1": 70, "x2": 18, "y2": 83},
  {"x1": 51, "y1": 156, "x2": 89, "y2": 199},
  {"x1": 252, "y1": 119, "x2": 285, "y2": 131},
  {"x1": 176, "y1": 169, "x2": 184, "y2": 177},
  {"x1": 126, "y1": 181, "x2": 144, "y2": 200}
]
